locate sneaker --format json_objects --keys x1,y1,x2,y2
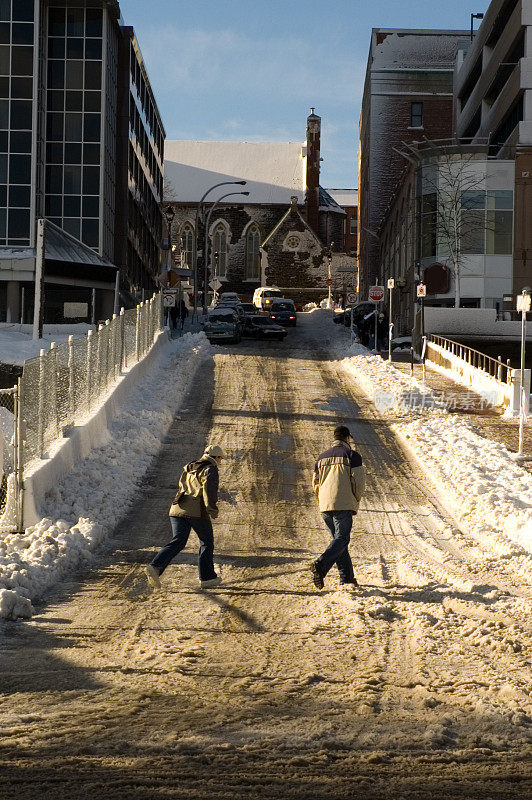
[
  {"x1": 145, "y1": 564, "x2": 161, "y2": 589},
  {"x1": 339, "y1": 578, "x2": 358, "y2": 587},
  {"x1": 311, "y1": 561, "x2": 324, "y2": 590},
  {"x1": 200, "y1": 576, "x2": 222, "y2": 588}
]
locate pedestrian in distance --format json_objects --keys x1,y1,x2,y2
[
  {"x1": 168, "y1": 303, "x2": 179, "y2": 332},
  {"x1": 311, "y1": 425, "x2": 365, "y2": 590},
  {"x1": 179, "y1": 297, "x2": 188, "y2": 330},
  {"x1": 145, "y1": 444, "x2": 225, "y2": 590}
]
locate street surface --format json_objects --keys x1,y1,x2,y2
[{"x1": 0, "y1": 316, "x2": 531, "y2": 799}]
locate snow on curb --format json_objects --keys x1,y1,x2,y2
[
  {"x1": 0, "y1": 331, "x2": 212, "y2": 620},
  {"x1": 309, "y1": 310, "x2": 532, "y2": 563}
]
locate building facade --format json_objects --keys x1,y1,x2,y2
[
  {"x1": 455, "y1": 0, "x2": 532, "y2": 296},
  {"x1": 357, "y1": 28, "x2": 469, "y2": 298},
  {"x1": 0, "y1": 0, "x2": 164, "y2": 323}
]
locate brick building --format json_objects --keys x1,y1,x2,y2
[
  {"x1": 357, "y1": 28, "x2": 469, "y2": 297},
  {"x1": 163, "y1": 110, "x2": 345, "y2": 303}
]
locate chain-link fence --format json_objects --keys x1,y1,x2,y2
[{"x1": 19, "y1": 292, "x2": 163, "y2": 469}]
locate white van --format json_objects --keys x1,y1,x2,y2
[{"x1": 253, "y1": 286, "x2": 282, "y2": 310}]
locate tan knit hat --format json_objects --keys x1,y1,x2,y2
[{"x1": 203, "y1": 444, "x2": 225, "y2": 459}]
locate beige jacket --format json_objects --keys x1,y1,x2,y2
[
  {"x1": 312, "y1": 440, "x2": 365, "y2": 512},
  {"x1": 169, "y1": 457, "x2": 219, "y2": 519}
]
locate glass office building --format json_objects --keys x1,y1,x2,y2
[{"x1": 0, "y1": 0, "x2": 164, "y2": 322}]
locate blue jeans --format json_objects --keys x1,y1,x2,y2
[
  {"x1": 316, "y1": 510, "x2": 354, "y2": 582},
  {"x1": 150, "y1": 516, "x2": 218, "y2": 582}
]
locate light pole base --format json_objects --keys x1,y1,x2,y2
[{"x1": 512, "y1": 453, "x2": 532, "y2": 462}]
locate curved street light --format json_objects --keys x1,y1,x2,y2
[
  {"x1": 193, "y1": 180, "x2": 247, "y2": 317},
  {"x1": 203, "y1": 191, "x2": 250, "y2": 313}
]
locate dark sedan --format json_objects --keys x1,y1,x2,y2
[{"x1": 243, "y1": 315, "x2": 287, "y2": 340}]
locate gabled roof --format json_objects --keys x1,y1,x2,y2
[
  {"x1": 319, "y1": 187, "x2": 346, "y2": 214},
  {"x1": 262, "y1": 202, "x2": 322, "y2": 249},
  {"x1": 164, "y1": 140, "x2": 306, "y2": 205}
]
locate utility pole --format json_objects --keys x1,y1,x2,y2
[
  {"x1": 387, "y1": 278, "x2": 394, "y2": 362},
  {"x1": 517, "y1": 287, "x2": 531, "y2": 459},
  {"x1": 33, "y1": 218, "x2": 45, "y2": 341}
]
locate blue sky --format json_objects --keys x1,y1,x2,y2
[{"x1": 122, "y1": 0, "x2": 488, "y2": 187}]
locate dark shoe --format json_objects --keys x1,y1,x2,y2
[
  {"x1": 339, "y1": 578, "x2": 358, "y2": 587},
  {"x1": 200, "y1": 576, "x2": 222, "y2": 588},
  {"x1": 311, "y1": 561, "x2": 324, "y2": 590},
  {"x1": 145, "y1": 564, "x2": 161, "y2": 589}
]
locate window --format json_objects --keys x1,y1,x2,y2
[
  {"x1": 349, "y1": 217, "x2": 356, "y2": 235},
  {"x1": 212, "y1": 222, "x2": 228, "y2": 278},
  {"x1": 486, "y1": 190, "x2": 513, "y2": 254},
  {"x1": 461, "y1": 190, "x2": 485, "y2": 254},
  {"x1": 245, "y1": 223, "x2": 261, "y2": 280},
  {"x1": 411, "y1": 102, "x2": 423, "y2": 128},
  {"x1": 180, "y1": 222, "x2": 194, "y2": 268}
]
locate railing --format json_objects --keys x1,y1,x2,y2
[
  {"x1": 425, "y1": 334, "x2": 530, "y2": 414},
  {"x1": 428, "y1": 334, "x2": 512, "y2": 384}
]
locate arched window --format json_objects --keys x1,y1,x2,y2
[
  {"x1": 180, "y1": 223, "x2": 194, "y2": 268},
  {"x1": 212, "y1": 222, "x2": 228, "y2": 278},
  {"x1": 245, "y1": 224, "x2": 261, "y2": 280}
]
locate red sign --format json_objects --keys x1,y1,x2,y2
[
  {"x1": 326, "y1": 278, "x2": 333, "y2": 286},
  {"x1": 368, "y1": 285, "x2": 385, "y2": 302}
]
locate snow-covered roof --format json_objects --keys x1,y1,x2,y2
[
  {"x1": 325, "y1": 189, "x2": 358, "y2": 208},
  {"x1": 319, "y1": 187, "x2": 346, "y2": 214},
  {"x1": 164, "y1": 141, "x2": 306, "y2": 205}
]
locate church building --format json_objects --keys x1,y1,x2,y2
[{"x1": 163, "y1": 110, "x2": 349, "y2": 302}]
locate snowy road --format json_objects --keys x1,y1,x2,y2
[{"x1": 0, "y1": 316, "x2": 531, "y2": 799}]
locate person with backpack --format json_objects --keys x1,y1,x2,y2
[
  {"x1": 145, "y1": 444, "x2": 225, "y2": 589},
  {"x1": 310, "y1": 425, "x2": 365, "y2": 589}
]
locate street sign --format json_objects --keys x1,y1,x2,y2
[
  {"x1": 517, "y1": 293, "x2": 531, "y2": 312},
  {"x1": 337, "y1": 265, "x2": 355, "y2": 273},
  {"x1": 163, "y1": 292, "x2": 176, "y2": 307},
  {"x1": 387, "y1": 278, "x2": 395, "y2": 289},
  {"x1": 417, "y1": 283, "x2": 427, "y2": 298},
  {"x1": 368, "y1": 285, "x2": 385, "y2": 302},
  {"x1": 346, "y1": 291, "x2": 358, "y2": 305},
  {"x1": 326, "y1": 278, "x2": 333, "y2": 286},
  {"x1": 209, "y1": 278, "x2": 222, "y2": 291}
]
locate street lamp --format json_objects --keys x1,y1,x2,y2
[
  {"x1": 326, "y1": 242, "x2": 334, "y2": 309},
  {"x1": 193, "y1": 180, "x2": 247, "y2": 317},
  {"x1": 163, "y1": 205, "x2": 175, "y2": 272},
  {"x1": 203, "y1": 190, "x2": 250, "y2": 313}
]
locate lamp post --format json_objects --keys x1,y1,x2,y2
[
  {"x1": 193, "y1": 180, "x2": 247, "y2": 318},
  {"x1": 203, "y1": 190, "x2": 249, "y2": 314},
  {"x1": 163, "y1": 205, "x2": 175, "y2": 273},
  {"x1": 517, "y1": 286, "x2": 531, "y2": 458},
  {"x1": 327, "y1": 242, "x2": 334, "y2": 309}
]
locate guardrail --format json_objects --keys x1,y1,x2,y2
[{"x1": 425, "y1": 335, "x2": 530, "y2": 414}]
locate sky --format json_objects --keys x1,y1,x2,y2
[{"x1": 121, "y1": 0, "x2": 488, "y2": 188}]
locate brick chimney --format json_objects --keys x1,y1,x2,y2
[{"x1": 305, "y1": 108, "x2": 321, "y2": 235}]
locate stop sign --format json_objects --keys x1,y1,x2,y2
[{"x1": 369, "y1": 285, "x2": 385, "y2": 302}]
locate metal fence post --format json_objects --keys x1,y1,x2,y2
[
  {"x1": 135, "y1": 303, "x2": 141, "y2": 361},
  {"x1": 120, "y1": 307, "x2": 125, "y2": 371},
  {"x1": 68, "y1": 334, "x2": 75, "y2": 419},
  {"x1": 86, "y1": 329, "x2": 93, "y2": 413},
  {"x1": 111, "y1": 314, "x2": 118, "y2": 380},
  {"x1": 50, "y1": 342, "x2": 59, "y2": 438},
  {"x1": 96, "y1": 323, "x2": 103, "y2": 399},
  {"x1": 38, "y1": 348, "x2": 45, "y2": 457}
]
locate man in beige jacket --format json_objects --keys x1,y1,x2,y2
[
  {"x1": 145, "y1": 444, "x2": 224, "y2": 589},
  {"x1": 311, "y1": 425, "x2": 365, "y2": 589}
]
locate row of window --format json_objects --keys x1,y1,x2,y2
[
  {"x1": 177, "y1": 222, "x2": 261, "y2": 280},
  {"x1": 0, "y1": 205, "x2": 30, "y2": 241},
  {"x1": 45, "y1": 164, "x2": 99, "y2": 195},
  {"x1": 47, "y1": 111, "x2": 101, "y2": 142},
  {"x1": 48, "y1": 7, "x2": 102, "y2": 38},
  {"x1": 0, "y1": 44, "x2": 34, "y2": 76},
  {"x1": 47, "y1": 59, "x2": 102, "y2": 91},
  {"x1": 0, "y1": 1, "x2": 34, "y2": 23},
  {"x1": 47, "y1": 216, "x2": 99, "y2": 247},
  {"x1": 129, "y1": 43, "x2": 163, "y2": 162},
  {"x1": 128, "y1": 142, "x2": 162, "y2": 229},
  {"x1": 129, "y1": 100, "x2": 163, "y2": 199},
  {"x1": 0, "y1": 22, "x2": 33, "y2": 45}
]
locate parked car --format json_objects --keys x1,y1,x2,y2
[
  {"x1": 240, "y1": 302, "x2": 256, "y2": 317},
  {"x1": 243, "y1": 315, "x2": 287, "y2": 340},
  {"x1": 203, "y1": 308, "x2": 241, "y2": 343},
  {"x1": 268, "y1": 299, "x2": 297, "y2": 327},
  {"x1": 219, "y1": 292, "x2": 240, "y2": 304},
  {"x1": 253, "y1": 286, "x2": 282, "y2": 310}
]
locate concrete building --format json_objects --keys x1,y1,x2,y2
[
  {"x1": 357, "y1": 28, "x2": 469, "y2": 298},
  {"x1": 455, "y1": 0, "x2": 532, "y2": 295},
  {"x1": 0, "y1": 0, "x2": 164, "y2": 323},
  {"x1": 164, "y1": 110, "x2": 346, "y2": 303}
]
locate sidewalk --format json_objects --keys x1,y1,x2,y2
[{"x1": 389, "y1": 351, "x2": 532, "y2": 467}]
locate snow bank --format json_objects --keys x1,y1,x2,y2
[
  {"x1": 0, "y1": 331, "x2": 211, "y2": 619},
  {"x1": 305, "y1": 310, "x2": 532, "y2": 561},
  {"x1": 0, "y1": 323, "x2": 93, "y2": 366}
]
